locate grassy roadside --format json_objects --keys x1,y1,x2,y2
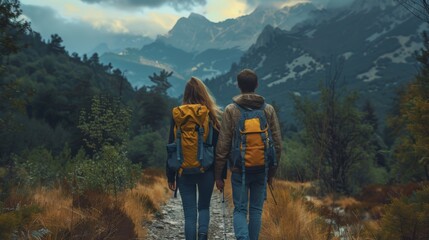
[
  {"x1": 0, "y1": 169, "x2": 170, "y2": 239},
  {"x1": 2, "y1": 170, "x2": 427, "y2": 239}
]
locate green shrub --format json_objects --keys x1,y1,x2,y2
[
  {"x1": 71, "y1": 145, "x2": 140, "y2": 194},
  {"x1": 277, "y1": 138, "x2": 313, "y2": 181},
  {"x1": 127, "y1": 131, "x2": 166, "y2": 168},
  {"x1": 379, "y1": 186, "x2": 429, "y2": 240},
  {"x1": 14, "y1": 147, "x2": 61, "y2": 187},
  {"x1": 347, "y1": 158, "x2": 389, "y2": 194}
]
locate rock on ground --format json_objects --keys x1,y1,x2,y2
[{"x1": 145, "y1": 191, "x2": 235, "y2": 239}]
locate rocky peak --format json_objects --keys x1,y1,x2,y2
[
  {"x1": 287, "y1": 2, "x2": 318, "y2": 13},
  {"x1": 187, "y1": 12, "x2": 210, "y2": 22},
  {"x1": 251, "y1": 25, "x2": 284, "y2": 50}
]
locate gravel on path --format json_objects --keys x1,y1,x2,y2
[{"x1": 145, "y1": 191, "x2": 235, "y2": 240}]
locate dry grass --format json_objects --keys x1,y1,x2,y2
[
  {"x1": 32, "y1": 186, "x2": 76, "y2": 235},
  {"x1": 122, "y1": 169, "x2": 170, "y2": 238},
  {"x1": 275, "y1": 180, "x2": 313, "y2": 190},
  {"x1": 220, "y1": 175, "x2": 328, "y2": 240},
  {"x1": 5, "y1": 168, "x2": 171, "y2": 239},
  {"x1": 260, "y1": 179, "x2": 328, "y2": 240},
  {"x1": 11, "y1": 171, "x2": 414, "y2": 239},
  {"x1": 218, "y1": 176, "x2": 387, "y2": 240},
  {"x1": 316, "y1": 195, "x2": 360, "y2": 209}
]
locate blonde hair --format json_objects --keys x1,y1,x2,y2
[{"x1": 183, "y1": 77, "x2": 221, "y2": 129}]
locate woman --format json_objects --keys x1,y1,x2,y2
[{"x1": 166, "y1": 77, "x2": 221, "y2": 240}]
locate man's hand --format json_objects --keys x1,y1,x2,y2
[
  {"x1": 168, "y1": 182, "x2": 176, "y2": 191},
  {"x1": 216, "y1": 179, "x2": 224, "y2": 192}
]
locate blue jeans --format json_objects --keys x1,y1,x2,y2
[
  {"x1": 178, "y1": 170, "x2": 214, "y2": 240},
  {"x1": 231, "y1": 172, "x2": 266, "y2": 240}
]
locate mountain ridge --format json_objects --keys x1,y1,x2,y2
[
  {"x1": 100, "y1": 1, "x2": 327, "y2": 93},
  {"x1": 205, "y1": 1, "x2": 424, "y2": 124},
  {"x1": 158, "y1": 2, "x2": 324, "y2": 53}
]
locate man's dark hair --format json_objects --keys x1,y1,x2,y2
[{"x1": 237, "y1": 69, "x2": 258, "y2": 93}]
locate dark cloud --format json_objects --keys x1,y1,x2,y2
[
  {"x1": 313, "y1": 0, "x2": 355, "y2": 8},
  {"x1": 245, "y1": 0, "x2": 355, "y2": 8},
  {"x1": 80, "y1": 0, "x2": 207, "y2": 11},
  {"x1": 244, "y1": 0, "x2": 287, "y2": 6},
  {"x1": 21, "y1": 4, "x2": 153, "y2": 54}
]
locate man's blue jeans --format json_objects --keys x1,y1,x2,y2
[
  {"x1": 178, "y1": 170, "x2": 214, "y2": 240},
  {"x1": 231, "y1": 171, "x2": 266, "y2": 240}
]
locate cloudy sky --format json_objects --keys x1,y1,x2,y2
[{"x1": 20, "y1": 0, "x2": 353, "y2": 54}]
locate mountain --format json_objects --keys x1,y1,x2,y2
[
  {"x1": 101, "y1": 41, "x2": 243, "y2": 96},
  {"x1": 100, "y1": 3, "x2": 322, "y2": 96},
  {"x1": 158, "y1": 3, "x2": 321, "y2": 53},
  {"x1": 91, "y1": 34, "x2": 154, "y2": 55},
  {"x1": 206, "y1": 0, "x2": 425, "y2": 124}
]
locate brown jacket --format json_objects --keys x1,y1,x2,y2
[{"x1": 214, "y1": 93, "x2": 282, "y2": 180}]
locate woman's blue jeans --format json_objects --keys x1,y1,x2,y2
[
  {"x1": 178, "y1": 170, "x2": 214, "y2": 240},
  {"x1": 231, "y1": 171, "x2": 266, "y2": 240}
]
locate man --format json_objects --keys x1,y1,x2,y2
[{"x1": 215, "y1": 69, "x2": 282, "y2": 240}]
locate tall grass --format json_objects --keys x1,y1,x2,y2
[
  {"x1": 218, "y1": 174, "x2": 328, "y2": 239},
  {"x1": 260, "y1": 180, "x2": 328, "y2": 240},
  {"x1": 218, "y1": 175, "x2": 395, "y2": 240},
  {"x1": 10, "y1": 171, "x2": 419, "y2": 239},
  {"x1": 32, "y1": 186, "x2": 75, "y2": 237},
  {"x1": 3, "y1": 169, "x2": 170, "y2": 239},
  {"x1": 122, "y1": 169, "x2": 169, "y2": 237}
]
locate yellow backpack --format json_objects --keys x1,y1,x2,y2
[
  {"x1": 167, "y1": 104, "x2": 214, "y2": 175},
  {"x1": 231, "y1": 103, "x2": 276, "y2": 173}
]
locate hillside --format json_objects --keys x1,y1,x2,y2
[
  {"x1": 206, "y1": 0, "x2": 425, "y2": 123},
  {"x1": 0, "y1": 31, "x2": 140, "y2": 157}
]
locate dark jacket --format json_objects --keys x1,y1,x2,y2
[
  {"x1": 214, "y1": 93, "x2": 282, "y2": 181},
  {"x1": 166, "y1": 117, "x2": 220, "y2": 183}
]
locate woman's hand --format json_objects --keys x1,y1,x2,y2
[
  {"x1": 215, "y1": 179, "x2": 224, "y2": 192},
  {"x1": 168, "y1": 182, "x2": 176, "y2": 191}
]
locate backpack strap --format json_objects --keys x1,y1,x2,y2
[
  {"x1": 233, "y1": 102, "x2": 247, "y2": 112},
  {"x1": 168, "y1": 117, "x2": 175, "y2": 144},
  {"x1": 176, "y1": 127, "x2": 183, "y2": 166},
  {"x1": 206, "y1": 122, "x2": 213, "y2": 146},
  {"x1": 259, "y1": 103, "x2": 270, "y2": 200},
  {"x1": 234, "y1": 103, "x2": 248, "y2": 134},
  {"x1": 197, "y1": 124, "x2": 204, "y2": 161}
]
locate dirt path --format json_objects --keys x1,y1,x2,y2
[{"x1": 146, "y1": 191, "x2": 235, "y2": 239}]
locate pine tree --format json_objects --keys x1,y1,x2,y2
[
  {"x1": 48, "y1": 34, "x2": 65, "y2": 53},
  {"x1": 362, "y1": 100, "x2": 378, "y2": 132},
  {"x1": 0, "y1": 0, "x2": 30, "y2": 57},
  {"x1": 392, "y1": 32, "x2": 429, "y2": 181},
  {"x1": 148, "y1": 69, "x2": 173, "y2": 95}
]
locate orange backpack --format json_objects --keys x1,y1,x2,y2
[
  {"x1": 231, "y1": 103, "x2": 276, "y2": 174},
  {"x1": 167, "y1": 104, "x2": 214, "y2": 175}
]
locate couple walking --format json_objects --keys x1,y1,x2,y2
[{"x1": 166, "y1": 69, "x2": 282, "y2": 240}]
